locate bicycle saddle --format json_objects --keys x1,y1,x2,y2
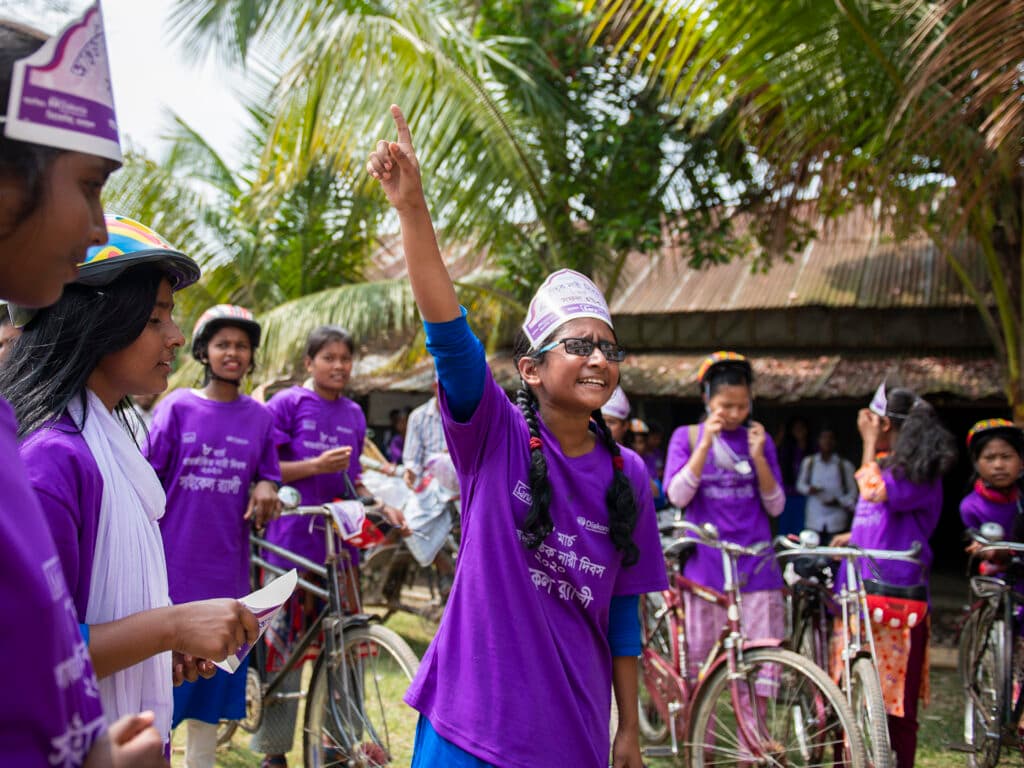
[{"x1": 664, "y1": 537, "x2": 698, "y2": 569}]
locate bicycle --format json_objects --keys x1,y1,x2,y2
[
  {"x1": 220, "y1": 493, "x2": 421, "y2": 767},
  {"x1": 957, "y1": 523, "x2": 1024, "y2": 768},
  {"x1": 359, "y1": 459, "x2": 459, "y2": 626},
  {"x1": 638, "y1": 518, "x2": 867, "y2": 767},
  {"x1": 775, "y1": 532, "x2": 924, "y2": 768}
]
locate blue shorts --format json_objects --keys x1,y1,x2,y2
[{"x1": 411, "y1": 716, "x2": 497, "y2": 768}]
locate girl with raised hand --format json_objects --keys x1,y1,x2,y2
[
  {"x1": 0, "y1": 215, "x2": 260, "y2": 752},
  {"x1": 367, "y1": 105, "x2": 666, "y2": 768},
  {"x1": 0, "y1": 8, "x2": 164, "y2": 766},
  {"x1": 832, "y1": 383, "x2": 956, "y2": 768},
  {"x1": 960, "y1": 419, "x2": 1024, "y2": 551},
  {"x1": 662, "y1": 352, "x2": 786, "y2": 687},
  {"x1": 144, "y1": 304, "x2": 282, "y2": 768}
]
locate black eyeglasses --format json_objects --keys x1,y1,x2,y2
[{"x1": 536, "y1": 337, "x2": 627, "y2": 362}]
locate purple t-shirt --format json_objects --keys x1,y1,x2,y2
[
  {"x1": 663, "y1": 423, "x2": 784, "y2": 592},
  {"x1": 848, "y1": 467, "x2": 941, "y2": 587},
  {"x1": 960, "y1": 490, "x2": 1019, "y2": 538},
  {"x1": 145, "y1": 390, "x2": 282, "y2": 603},
  {"x1": 404, "y1": 370, "x2": 667, "y2": 768},
  {"x1": 21, "y1": 413, "x2": 104, "y2": 621},
  {"x1": 0, "y1": 398, "x2": 107, "y2": 765},
  {"x1": 263, "y1": 386, "x2": 365, "y2": 567}
]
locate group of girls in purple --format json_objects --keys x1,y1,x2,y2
[
  {"x1": 5, "y1": 7, "x2": 1024, "y2": 768},
  {"x1": 0, "y1": 8, "x2": 258, "y2": 766},
  {"x1": 0, "y1": 7, "x2": 400, "y2": 767}
]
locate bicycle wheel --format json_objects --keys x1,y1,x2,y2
[
  {"x1": 303, "y1": 624, "x2": 420, "y2": 767},
  {"x1": 849, "y1": 656, "x2": 891, "y2": 768},
  {"x1": 689, "y1": 647, "x2": 867, "y2": 768},
  {"x1": 638, "y1": 592, "x2": 673, "y2": 744},
  {"x1": 961, "y1": 607, "x2": 1009, "y2": 768}
]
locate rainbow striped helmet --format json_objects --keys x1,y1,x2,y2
[
  {"x1": 697, "y1": 351, "x2": 753, "y2": 388},
  {"x1": 77, "y1": 214, "x2": 200, "y2": 290},
  {"x1": 192, "y1": 304, "x2": 261, "y2": 360},
  {"x1": 966, "y1": 418, "x2": 1020, "y2": 449}
]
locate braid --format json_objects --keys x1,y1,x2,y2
[
  {"x1": 592, "y1": 408, "x2": 640, "y2": 567},
  {"x1": 515, "y1": 386, "x2": 554, "y2": 549}
]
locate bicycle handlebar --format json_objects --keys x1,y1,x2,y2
[
  {"x1": 772, "y1": 535, "x2": 923, "y2": 565},
  {"x1": 669, "y1": 520, "x2": 773, "y2": 559},
  {"x1": 965, "y1": 527, "x2": 1024, "y2": 557}
]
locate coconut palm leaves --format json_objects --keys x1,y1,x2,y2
[{"x1": 587, "y1": 0, "x2": 1024, "y2": 414}]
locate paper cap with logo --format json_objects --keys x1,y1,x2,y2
[
  {"x1": 4, "y1": 2, "x2": 122, "y2": 163},
  {"x1": 522, "y1": 269, "x2": 613, "y2": 348},
  {"x1": 869, "y1": 380, "x2": 888, "y2": 417},
  {"x1": 601, "y1": 386, "x2": 630, "y2": 421}
]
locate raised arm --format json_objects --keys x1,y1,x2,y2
[{"x1": 367, "y1": 105, "x2": 459, "y2": 324}]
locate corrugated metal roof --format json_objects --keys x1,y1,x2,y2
[
  {"x1": 610, "y1": 206, "x2": 989, "y2": 314},
  {"x1": 337, "y1": 351, "x2": 1002, "y2": 403}
]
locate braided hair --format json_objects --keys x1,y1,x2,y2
[{"x1": 512, "y1": 328, "x2": 640, "y2": 566}]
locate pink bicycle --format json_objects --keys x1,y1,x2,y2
[{"x1": 638, "y1": 519, "x2": 866, "y2": 767}]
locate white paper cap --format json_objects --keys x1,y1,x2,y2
[
  {"x1": 601, "y1": 386, "x2": 630, "y2": 420},
  {"x1": 4, "y1": 3, "x2": 122, "y2": 163},
  {"x1": 522, "y1": 269, "x2": 613, "y2": 348},
  {"x1": 869, "y1": 380, "x2": 887, "y2": 417}
]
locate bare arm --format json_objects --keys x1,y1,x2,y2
[
  {"x1": 611, "y1": 655, "x2": 644, "y2": 767},
  {"x1": 88, "y1": 601, "x2": 258, "y2": 679},
  {"x1": 367, "y1": 106, "x2": 460, "y2": 323}
]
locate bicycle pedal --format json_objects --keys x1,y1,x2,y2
[{"x1": 947, "y1": 742, "x2": 976, "y2": 753}]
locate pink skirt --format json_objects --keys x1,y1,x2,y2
[{"x1": 683, "y1": 589, "x2": 785, "y2": 685}]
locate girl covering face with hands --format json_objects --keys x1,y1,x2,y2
[
  {"x1": 663, "y1": 352, "x2": 786, "y2": 685},
  {"x1": 367, "y1": 105, "x2": 666, "y2": 768}
]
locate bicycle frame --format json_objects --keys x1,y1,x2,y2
[
  {"x1": 968, "y1": 539, "x2": 1024, "y2": 736},
  {"x1": 775, "y1": 540, "x2": 922, "y2": 709},
  {"x1": 248, "y1": 505, "x2": 381, "y2": 748},
  {"x1": 641, "y1": 521, "x2": 784, "y2": 760}
]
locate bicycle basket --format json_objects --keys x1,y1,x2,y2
[{"x1": 864, "y1": 579, "x2": 928, "y2": 628}]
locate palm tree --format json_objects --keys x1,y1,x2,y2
[{"x1": 588, "y1": 0, "x2": 1024, "y2": 417}]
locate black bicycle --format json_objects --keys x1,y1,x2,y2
[
  {"x1": 958, "y1": 524, "x2": 1024, "y2": 768},
  {"x1": 220, "y1": 495, "x2": 420, "y2": 766}
]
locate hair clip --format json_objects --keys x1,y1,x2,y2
[{"x1": 529, "y1": 436, "x2": 543, "y2": 450}]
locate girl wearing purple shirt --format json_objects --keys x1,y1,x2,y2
[
  {"x1": 255, "y1": 324, "x2": 406, "y2": 766},
  {"x1": 663, "y1": 352, "x2": 786, "y2": 684},
  {"x1": 960, "y1": 419, "x2": 1024, "y2": 558},
  {"x1": 145, "y1": 304, "x2": 282, "y2": 768},
  {"x1": 0, "y1": 217, "x2": 260, "y2": 751},
  {"x1": 832, "y1": 385, "x2": 956, "y2": 768},
  {"x1": 0, "y1": 14, "x2": 166, "y2": 766},
  {"x1": 368, "y1": 106, "x2": 667, "y2": 768}
]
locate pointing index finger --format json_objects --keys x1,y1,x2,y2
[{"x1": 390, "y1": 104, "x2": 412, "y2": 145}]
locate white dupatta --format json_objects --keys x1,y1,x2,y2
[{"x1": 70, "y1": 389, "x2": 173, "y2": 741}]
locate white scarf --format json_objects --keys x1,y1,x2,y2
[{"x1": 71, "y1": 389, "x2": 173, "y2": 741}]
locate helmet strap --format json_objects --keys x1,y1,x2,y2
[{"x1": 202, "y1": 361, "x2": 243, "y2": 387}]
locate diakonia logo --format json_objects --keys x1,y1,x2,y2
[
  {"x1": 512, "y1": 480, "x2": 531, "y2": 506},
  {"x1": 577, "y1": 516, "x2": 610, "y2": 535}
]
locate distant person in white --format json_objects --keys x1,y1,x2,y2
[{"x1": 796, "y1": 427, "x2": 857, "y2": 537}]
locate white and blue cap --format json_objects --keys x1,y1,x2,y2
[{"x1": 3, "y1": 2, "x2": 122, "y2": 163}]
